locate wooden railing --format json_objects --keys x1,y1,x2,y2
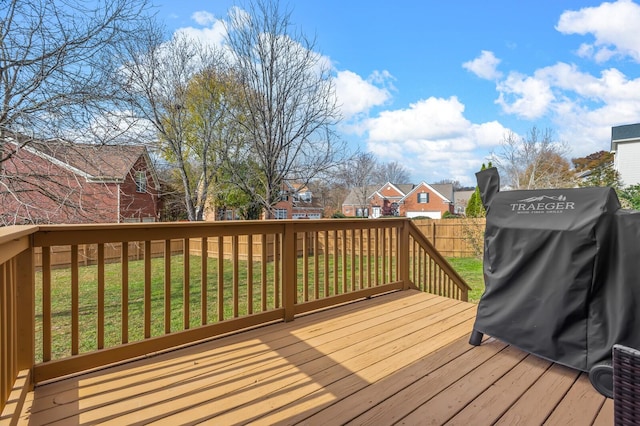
[
  {"x1": 0, "y1": 226, "x2": 36, "y2": 424},
  {"x1": 0, "y1": 218, "x2": 470, "y2": 422}
]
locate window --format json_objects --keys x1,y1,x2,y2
[
  {"x1": 274, "y1": 209, "x2": 288, "y2": 219},
  {"x1": 135, "y1": 171, "x2": 146, "y2": 193},
  {"x1": 418, "y1": 192, "x2": 429, "y2": 203},
  {"x1": 298, "y1": 191, "x2": 312, "y2": 202},
  {"x1": 356, "y1": 208, "x2": 369, "y2": 217}
]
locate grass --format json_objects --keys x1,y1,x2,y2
[
  {"x1": 34, "y1": 253, "x2": 480, "y2": 362},
  {"x1": 35, "y1": 252, "x2": 394, "y2": 361},
  {"x1": 446, "y1": 257, "x2": 484, "y2": 303}
]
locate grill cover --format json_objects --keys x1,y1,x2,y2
[{"x1": 472, "y1": 167, "x2": 640, "y2": 371}]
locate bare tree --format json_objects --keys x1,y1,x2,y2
[
  {"x1": 491, "y1": 126, "x2": 575, "y2": 189},
  {"x1": 223, "y1": 0, "x2": 346, "y2": 217},
  {"x1": 337, "y1": 152, "x2": 379, "y2": 209},
  {"x1": 0, "y1": 0, "x2": 156, "y2": 224},
  {"x1": 118, "y1": 29, "x2": 237, "y2": 221},
  {"x1": 434, "y1": 178, "x2": 465, "y2": 191},
  {"x1": 373, "y1": 161, "x2": 411, "y2": 185},
  {"x1": 307, "y1": 176, "x2": 348, "y2": 217},
  {"x1": 0, "y1": 0, "x2": 154, "y2": 150}
]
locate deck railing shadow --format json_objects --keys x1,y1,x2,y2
[{"x1": 0, "y1": 218, "x2": 470, "y2": 423}]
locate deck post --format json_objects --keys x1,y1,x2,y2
[
  {"x1": 16, "y1": 243, "x2": 35, "y2": 389},
  {"x1": 282, "y1": 222, "x2": 296, "y2": 322}
]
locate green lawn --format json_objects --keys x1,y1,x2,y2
[
  {"x1": 34, "y1": 253, "x2": 482, "y2": 362},
  {"x1": 35, "y1": 253, "x2": 389, "y2": 361},
  {"x1": 446, "y1": 257, "x2": 484, "y2": 303}
]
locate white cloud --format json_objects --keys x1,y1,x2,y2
[
  {"x1": 556, "y1": 0, "x2": 640, "y2": 63},
  {"x1": 493, "y1": 58, "x2": 640, "y2": 156},
  {"x1": 361, "y1": 97, "x2": 509, "y2": 186},
  {"x1": 495, "y1": 72, "x2": 554, "y2": 119},
  {"x1": 463, "y1": 50, "x2": 503, "y2": 80},
  {"x1": 176, "y1": 18, "x2": 228, "y2": 47},
  {"x1": 367, "y1": 97, "x2": 470, "y2": 142},
  {"x1": 192, "y1": 11, "x2": 215, "y2": 26},
  {"x1": 334, "y1": 70, "x2": 393, "y2": 119}
]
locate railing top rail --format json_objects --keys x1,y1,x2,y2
[
  {"x1": 32, "y1": 219, "x2": 411, "y2": 247},
  {"x1": 407, "y1": 220, "x2": 471, "y2": 292},
  {"x1": 0, "y1": 225, "x2": 38, "y2": 246}
]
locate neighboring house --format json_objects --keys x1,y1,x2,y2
[
  {"x1": 270, "y1": 182, "x2": 324, "y2": 219},
  {"x1": 204, "y1": 182, "x2": 325, "y2": 221},
  {"x1": 612, "y1": 123, "x2": 640, "y2": 186},
  {"x1": 0, "y1": 136, "x2": 161, "y2": 225},
  {"x1": 342, "y1": 182, "x2": 454, "y2": 219},
  {"x1": 453, "y1": 189, "x2": 475, "y2": 215},
  {"x1": 341, "y1": 185, "x2": 379, "y2": 218}
]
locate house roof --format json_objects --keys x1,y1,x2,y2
[
  {"x1": 611, "y1": 122, "x2": 640, "y2": 147},
  {"x1": 429, "y1": 184, "x2": 454, "y2": 202},
  {"x1": 20, "y1": 139, "x2": 148, "y2": 181},
  {"x1": 454, "y1": 189, "x2": 475, "y2": 204},
  {"x1": 342, "y1": 185, "x2": 380, "y2": 206},
  {"x1": 394, "y1": 183, "x2": 416, "y2": 195},
  {"x1": 401, "y1": 182, "x2": 452, "y2": 203},
  {"x1": 6, "y1": 136, "x2": 161, "y2": 189},
  {"x1": 342, "y1": 182, "x2": 453, "y2": 207}
]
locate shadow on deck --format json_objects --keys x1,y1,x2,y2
[{"x1": 20, "y1": 290, "x2": 612, "y2": 425}]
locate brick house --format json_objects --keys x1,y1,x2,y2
[
  {"x1": 207, "y1": 181, "x2": 325, "y2": 220},
  {"x1": 269, "y1": 182, "x2": 324, "y2": 219},
  {"x1": 342, "y1": 182, "x2": 453, "y2": 219},
  {"x1": 0, "y1": 137, "x2": 161, "y2": 225}
]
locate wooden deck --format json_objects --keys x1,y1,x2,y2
[{"x1": 19, "y1": 290, "x2": 613, "y2": 425}]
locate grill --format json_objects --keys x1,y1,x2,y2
[{"x1": 469, "y1": 167, "x2": 640, "y2": 398}]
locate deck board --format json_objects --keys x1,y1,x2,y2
[
  {"x1": 19, "y1": 290, "x2": 612, "y2": 425},
  {"x1": 445, "y1": 353, "x2": 552, "y2": 425}
]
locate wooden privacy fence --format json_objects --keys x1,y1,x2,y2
[
  {"x1": 0, "y1": 219, "x2": 470, "y2": 423},
  {"x1": 412, "y1": 218, "x2": 486, "y2": 258}
]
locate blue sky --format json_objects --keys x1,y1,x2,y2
[{"x1": 155, "y1": 0, "x2": 640, "y2": 186}]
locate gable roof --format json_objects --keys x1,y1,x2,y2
[
  {"x1": 376, "y1": 182, "x2": 411, "y2": 198},
  {"x1": 428, "y1": 183, "x2": 454, "y2": 202},
  {"x1": 342, "y1": 185, "x2": 379, "y2": 206},
  {"x1": 10, "y1": 138, "x2": 158, "y2": 187},
  {"x1": 343, "y1": 181, "x2": 454, "y2": 207},
  {"x1": 401, "y1": 182, "x2": 452, "y2": 203},
  {"x1": 395, "y1": 184, "x2": 416, "y2": 194}
]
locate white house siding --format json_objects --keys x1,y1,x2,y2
[{"x1": 615, "y1": 141, "x2": 640, "y2": 187}]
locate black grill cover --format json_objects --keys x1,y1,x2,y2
[{"x1": 473, "y1": 167, "x2": 640, "y2": 371}]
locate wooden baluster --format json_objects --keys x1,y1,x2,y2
[
  {"x1": 71, "y1": 245, "x2": 79, "y2": 355},
  {"x1": 121, "y1": 243, "x2": 129, "y2": 344},
  {"x1": 42, "y1": 247, "x2": 51, "y2": 361},
  {"x1": 97, "y1": 243, "x2": 105, "y2": 350},
  {"x1": 247, "y1": 235, "x2": 253, "y2": 315}
]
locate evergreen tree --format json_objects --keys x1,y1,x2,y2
[{"x1": 465, "y1": 163, "x2": 490, "y2": 217}]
